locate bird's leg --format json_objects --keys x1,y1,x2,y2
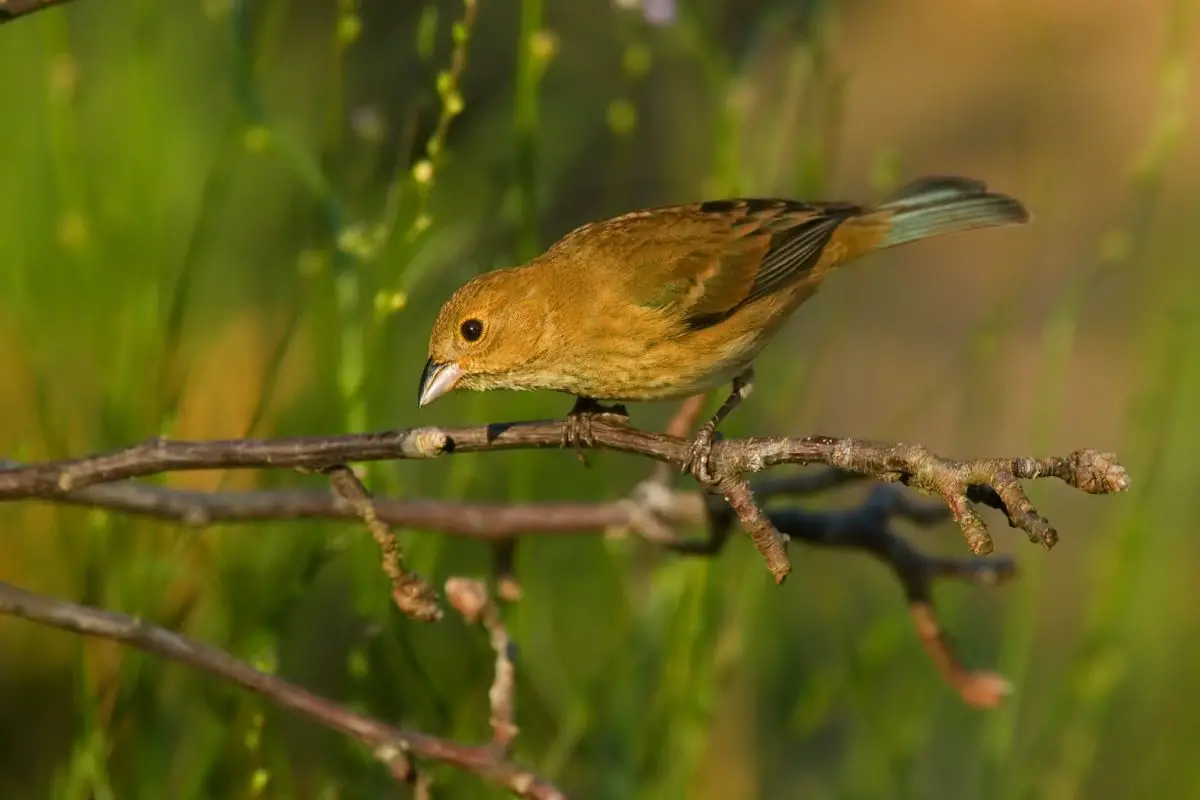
[
  {"x1": 561, "y1": 396, "x2": 631, "y2": 466},
  {"x1": 681, "y1": 368, "x2": 755, "y2": 484}
]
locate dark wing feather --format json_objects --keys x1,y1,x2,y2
[
  {"x1": 679, "y1": 199, "x2": 862, "y2": 327},
  {"x1": 741, "y1": 207, "x2": 854, "y2": 306},
  {"x1": 548, "y1": 198, "x2": 863, "y2": 329}
]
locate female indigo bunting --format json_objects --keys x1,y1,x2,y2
[{"x1": 419, "y1": 176, "x2": 1029, "y2": 479}]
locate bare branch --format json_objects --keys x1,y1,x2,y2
[
  {"x1": 325, "y1": 465, "x2": 442, "y2": 622},
  {"x1": 0, "y1": 463, "x2": 632, "y2": 539},
  {"x1": 697, "y1": 483, "x2": 1017, "y2": 708},
  {"x1": 491, "y1": 539, "x2": 524, "y2": 602},
  {"x1": 446, "y1": 578, "x2": 519, "y2": 753},
  {"x1": 1, "y1": 450, "x2": 1024, "y2": 706},
  {"x1": 0, "y1": 579, "x2": 567, "y2": 799},
  {"x1": 910, "y1": 603, "x2": 1012, "y2": 709},
  {"x1": 0, "y1": 458, "x2": 858, "y2": 546},
  {"x1": 0, "y1": 421, "x2": 1131, "y2": 584},
  {"x1": 0, "y1": 414, "x2": 1128, "y2": 706}
]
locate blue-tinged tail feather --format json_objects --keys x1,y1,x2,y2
[{"x1": 875, "y1": 176, "x2": 1029, "y2": 249}]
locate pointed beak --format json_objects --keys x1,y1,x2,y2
[{"x1": 418, "y1": 357, "x2": 463, "y2": 407}]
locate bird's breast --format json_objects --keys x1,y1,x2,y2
[
  {"x1": 525, "y1": 264, "x2": 803, "y2": 401},
  {"x1": 542, "y1": 310, "x2": 778, "y2": 402}
]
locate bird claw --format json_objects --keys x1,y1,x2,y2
[
  {"x1": 561, "y1": 413, "x2": 595, "y2": 452},
  {"x1": 561, "y1": 400, "x2": 629, "y2": 468},
  {"x1": 681, "y1": 425, "x2": 717, "y2": 484}
]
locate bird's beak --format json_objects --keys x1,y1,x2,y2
[{"x1": 418, "y1": 358, "x2": 463, "y2": 407}]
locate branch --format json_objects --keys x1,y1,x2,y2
[
  {"x1": 0, "y1": 579, "x2": 566, "y2": 799},
  {"x1": 0, "y1": 458, "x2": 855, "y2": 543},
  {"x1": 446, "y1": 578, "x2": 519, "y2": 753},
  {"x1": 0, "y1": 0, "x2": 73, "y2": 23},
  {"x1": 490, "y1": 538, "x2": 524, "y2": 602},
  {"x1": 0, "y1": 462, "x2": 634, "y2": 538},
  {"x1": 644, "y1": 478, "x2": 1018, "y2": 708},
  {"x1": 743, "y1": 486, "x2": 1016, "y2": 708},
  {"x1": 325, "y1": 465, "x2": 442, "y2": 622},
  {"x1": 3, "y1": 452, "x2": 1019, "y2": 706},
  {"x1": 0, "y1": 421, "x2": 1131, "y2": 584}
]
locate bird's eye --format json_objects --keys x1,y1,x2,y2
[{"x1": 460, "y1": 318, "x2": 484, "y2": 342}]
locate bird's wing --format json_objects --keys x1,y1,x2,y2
[{"x1": 568, "y1": 199, "x2": 865, "y2": 329}]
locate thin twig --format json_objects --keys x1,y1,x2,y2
[
  {"x1": 413, "y1": 770, "x2": 435, "y2": 800},
  {"x1": 910, "y1": 603, "x2": 1012, "y2": 709},
  {"x1": 446, "y1": 578, "x2": 519, "y2": 753},
  {"x1": 0, "y1": 421, "x2": 1131, "y2": 585},
  {"x1": 731, "y1": 484, "x2": 1017, "y2": 708},
  {"x1": 0, "y1": 462, "x2": 633, "y2": 538},
  {"x1": 491, "y1": 539, "x2": 524, "y2": 602},
  {"x1": 325, "y1": 465, "x2": 442, "y2": 622},
  {"x1": 717, "y1": 474, "x2": 791, "y2": 577},
  {"x1": 0, "y1": 458, "x2": 856, "y2": 542},
  {"x1": 0, "y1": 580, "x2": 566, "y2": 799}
]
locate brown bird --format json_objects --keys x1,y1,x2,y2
[{"x1": 419, "y1": 176, "x2": 1029, "y2": 480}]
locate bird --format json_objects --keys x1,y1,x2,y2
[{"x1": 419, "y1": 175, "x2": 1029, "y2": 481}]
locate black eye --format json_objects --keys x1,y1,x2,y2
[{"x1": 460, "y1": 319, "x2": 484, "y2": 342}]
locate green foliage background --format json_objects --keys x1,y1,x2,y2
[{"x1": 1, "y1": 0, "x2": 1198, "y2": 797}]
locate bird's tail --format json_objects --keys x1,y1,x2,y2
[{"x1": 871, "y1": 176, "x2": 1029, "y2": 249}]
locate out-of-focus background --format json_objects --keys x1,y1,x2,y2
[{"x1": 1, "y1": 0, "x2": 1197, "y2": 797}]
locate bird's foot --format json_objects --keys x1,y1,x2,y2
[
  {"x1": 681, "y1": 423, "x2": 718, "y2": 484},
  {"x1": 561, "y1": 398, "x2": 629, "y2": 467}
]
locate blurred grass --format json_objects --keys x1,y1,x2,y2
[{"x1": 1, "y1": 0, "x2": 1198, "y2": 798}]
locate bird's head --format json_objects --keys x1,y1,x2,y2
[{"x1": 419, "y1": 268, "x2": 553, "y2": 407}]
